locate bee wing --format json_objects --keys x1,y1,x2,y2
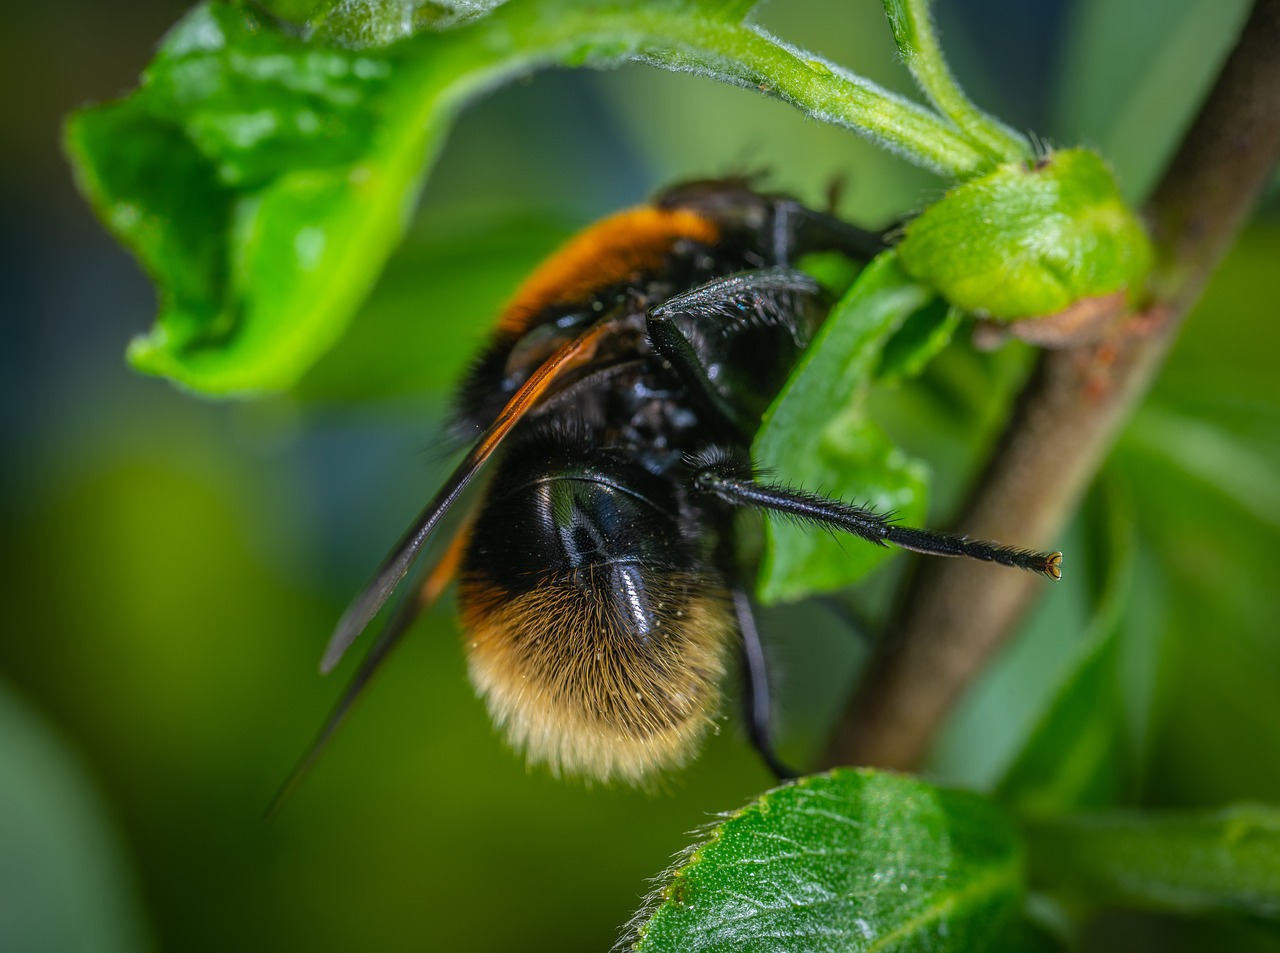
[
  {"x1": 319, "y1": 319, "x2": 620, "y2": 674},
  {"x1": 267, "y1": 517, "x2": 471, "y2": 817}
]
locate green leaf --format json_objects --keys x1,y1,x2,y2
[
  {"x1": 995, "y1": 479, "x2": 1137, "y2": 816},
  {"x1": 996, "y1": 613, "x2": 1126, "y2": 815},
  {"x1": 1108, "y1": 225, "x2": 1280, "y2": 808},
  {"x1": 67, "y1": 1, "x2": 770, "y2": 396},
  {"x1": 989, "y1": 916, "x2": 1069, "y2": 953},
  {"x1": 626, "y1": 769, "x2": 1023, "y2": 952},
  {"x1": 896, "y1": 148, "x2": 1153, "y2": 320},
  {"x1": 67, "y1": 2, "x2": 426, "y2": 395},
  {"x1": 68, "y1": 0, "x2": 999, "y2": 396},
  {"x1": 753, "y1": 253, "x2": 933, "y2": 604},
  {"x1": 1125, "y1": 406, "x2": 1280, "y2": 536},
  {"x1": 873, "y1": 299, "x2": 962, "y2": 385},
  {"x1": 1113, "y1": 416, "x2": 1280, "y2": 803},
  {"x1": 1024, "y1": 805, "x2": 1280, "y2": 918},
  {"x1": 309, "y1": 0, "x2": 515, "y2": 47}
]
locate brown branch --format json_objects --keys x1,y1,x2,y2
[{"x1": 821, "y1": 0, "x2": 1280, "y2": 772}]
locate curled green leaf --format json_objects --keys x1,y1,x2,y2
[
  {"x1": 67, "y1": 3, "x2": 432, "y2": 395},
  {"x1": 66, "y1": 0, "x2": 991, "y2": 397},
  {"x1": 896, "y1": 148, "x2": 1153, "y2": 321}
]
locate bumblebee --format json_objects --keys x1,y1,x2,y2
[{"x1": 288, "y1": 179, "x2": 1061, "y2": 793}]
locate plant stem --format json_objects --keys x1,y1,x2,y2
[
  {"x1": 821, "y1": 0, "x2": 1280, "y2": 773},
  {"x1": 632, "y1": 16, "x2": 992, "y2": 176},
  {"x1": 429, "y1": 3, "x2": 996, "y2": 177},
  {"x1": 882, "y1": 0, "x2": 1032, "y2": 162}
]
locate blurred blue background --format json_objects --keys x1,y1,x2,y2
[{"x1": 2, "y1": 0, "x2": 1277, "y2": 949}]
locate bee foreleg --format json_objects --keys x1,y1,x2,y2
[
  {"x1": 647, "y1": 268, "x2": 826, "y2": 437},
  {"x1": 651, "y1": 267, "x2": 821, "y2": 345},
  {"x1": 645, "y1": 307, "x2": 756, "y2": 438}
]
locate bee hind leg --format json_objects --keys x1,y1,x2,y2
[{"x1": 732, "y1": 587, "x2": 798, "y2": 782}]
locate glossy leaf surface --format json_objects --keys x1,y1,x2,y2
[{"x1": 65, "y1": 0, "x2": 765, "y2": 395}]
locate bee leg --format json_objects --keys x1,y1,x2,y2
[
  {"x1": 732, "y1": 587, "x2": 798, "y2": 782},
  {"x1": 647, "y1": 268, "x2": 825, "y2": 437},
  {"x1": 772, "y1": 198, "x2": 889, "y2": 264},
  {"x1": 693, "y1": 454, "x2": 1063, "y2": 580},
  {"x1": 645, "y1": 308, "x2": 756, "y2": 439},
  {"x1": 651, "y1": 267, "x2": 821, "y2": 345}
]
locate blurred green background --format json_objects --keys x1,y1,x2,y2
[{"x1": 2, "y1": 0, "x2": 1277, "y2": 950}]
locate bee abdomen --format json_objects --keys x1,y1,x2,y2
[{"x1": 459, "y1": 567, "x2": 733, "y2": 785}]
